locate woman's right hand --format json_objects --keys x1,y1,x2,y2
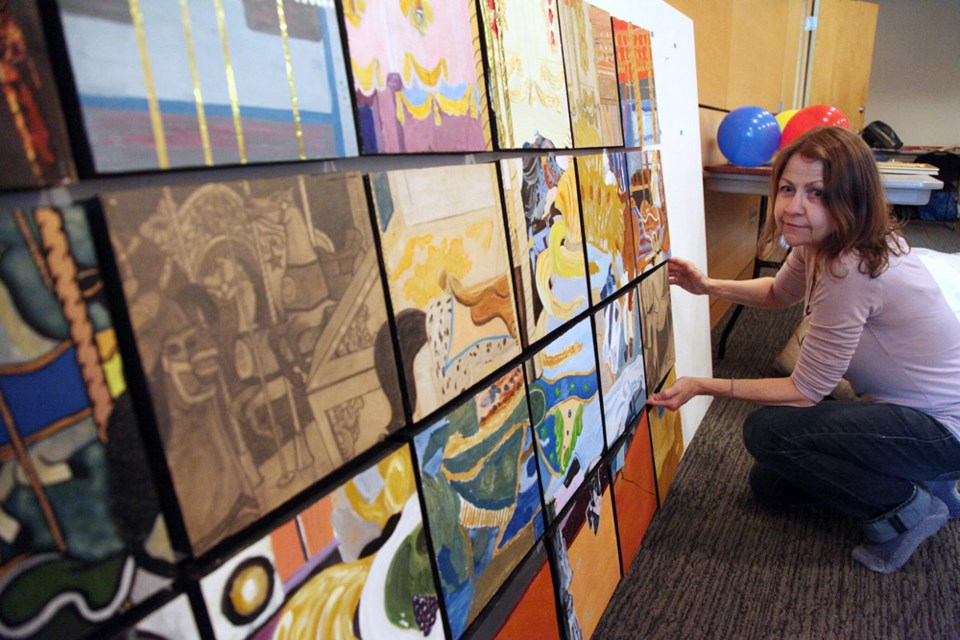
[{"x1": 667, "y1": 257, "x2": 712, "y2": 296}]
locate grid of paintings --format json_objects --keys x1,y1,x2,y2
[{"x1": 1, "y1": 3, "x2": 683, "y2": 639}]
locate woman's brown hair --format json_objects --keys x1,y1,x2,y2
[{"x1": 760, "y1": 126, "x2": 903, "y2": 278}]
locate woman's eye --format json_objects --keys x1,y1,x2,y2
[
  {"x1": 810, "y1": 189, "x2": 822, "y2": 199},
  {"x1": 778, "y1": 184, "x2": 792, "y2": 193}
]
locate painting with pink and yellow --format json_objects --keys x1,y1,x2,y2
[{"x1": 343, "y1": 0, "x2": 492, "y2": 153}]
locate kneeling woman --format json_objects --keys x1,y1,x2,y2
[{"x1": 650, "y1": 126, "x2": 960, "y2": 574}]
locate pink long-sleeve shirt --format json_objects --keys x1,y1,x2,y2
[{"x1": 773, "y1": 240, "x2": 960, "y2": 437}]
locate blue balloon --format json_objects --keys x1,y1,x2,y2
[{"x1": 717, "y1": 106, "x2": 781, "y2": 167}]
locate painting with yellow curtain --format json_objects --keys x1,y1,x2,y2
[
  {"x1": 502, "y1": 153, "x2": 588, "y2": 347},
  {"x1": 372, "y1": 163, "x2": 521, "y2": 421},
  {"x1": 54, "y1": 0, "x2": 357, "y2": 172},
  {"x1": 199, "y1": 444, "x2": 445, "y2": 639},
  {"x1": 558, "y1": 0, "x2": 623, "y2": 148},
  {"x1": 343, "y1": 0, "x2": 492, "y2": 153},
  {"x1": 478, "y1": 0, "x2": 572, "y2": 149}
]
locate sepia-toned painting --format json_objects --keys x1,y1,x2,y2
[
  {"x1": 343, "y1": 0, "x2": 492, "y2": 153},
  {"x1": 414, "y1": 366, "x2": 543, "y2": 639},
  {"x1": 550, "y1": 466, "x2": 620, "y2": 640},
  {"x1": 594, "y1": 285, "x2": 646, "y2": 448},
  {"x1": 610, "y1": 410, "x2": 658, "y2": 570},
  {"x1": 55, "y1": 0, "x2": 357, "y2": 172},
  {"x1": 638, "y1": 263, "x2": 675, "y2": 393},
  {"x1": 648, "y1": 368, "x2": 684, "y2": 502},
  {"x1": 0, "y1": 206, "x2": 173, "y2": 640},
  {"x1": 502, "y1": 154, "x2": 588, "y2": 347},
  {"x1": 0, "y1": 1, "x2": 76, "y2": 189},
  {"x1": 632, "y1": 150, "x2": 671, "y2": 274},
  {"x1": 612, "y1": 18, "x2": 660, "y2": 148},
  {"x1": 372, "y1": 163, "x2": 521, "y2": 421},
  {"x1": 526, "y1": 318, "x2": 603, "y2": 522},
  {"x1": 100, "y1": 172, "x2": 402, "y2": 555},
  {"x1": 199, "y1": 445, "x2": 444, "y2": 639},
  {"x1": 558, "y1": 0, "x2": 622, "y2": 148},
  {"x1": 478, "y1": 0, "x2": 572, "y2": 149}
]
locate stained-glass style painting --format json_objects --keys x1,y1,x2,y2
[
  {"x1": 100, "y1": 173, "x2": 402, "y2": 555},
  {"x1": 502, "y1": 154, "x2": 588, "y2": 347},
  {"x1": 462, "y1": 541, "x2": 560, "y2": 639},
  {"x1": 638, "y1": 263, "x2": 675, "y2": 393},
  {"x1": 526, "y1": 318, "x2": 603, "y2": 522},
  {"x1": 55, "y1": 0, "x2": 357, "y2": 173},
  {"x1": 550, "y1": 466, "x2": 620, "y2": 640},
  {"x1": 610, "y1": 410, "x2": 657, "y2": 570},
  {"x1": 372, "y1": 163, "x2": 521, "y2": 421},
  {"x1": 558, "y1": 0, "x2": 622, "y2": 148},
  {"x1": 200, "y1": 445, "x2": 444, "y2": 640},
  {"x1": 632, "y1": 149, "x2": 671, "y2": 274},
  {"x1": 613, "y1": 18, "x2": 660, "y2": 147},
  {"x1": 648, "y1": 369, "x2": 683, "y2": 501},
  {"x1": 108, "y1": 595, "x2": 201, "y2": 640},
  {"x1": 594, "y1": 286, "x2": 646, "y2": 448},
  {"x1": 343, "y1": 0, "x2": 492, "y2": 153},
  {"x1": 0, "y1": 206, "x2": 173, "y2": 640},
  {"x1": 479, "y1": 0, "x2": 572, "y2": 149},
  {"x1": 0, "y1": 1, "x2": 76, "y2": 189},
  {"x1": 578, "y1": 150, "x2": 642, "y2": 304},
  {"x1": 414, "y1": 366, "x2": 543, "y2": 639}
]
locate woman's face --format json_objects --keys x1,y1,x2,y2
[{"x1": 774, "y1": 155, "x2": 835, "y2": 248}]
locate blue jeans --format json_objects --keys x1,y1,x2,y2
[{"x1": 743, "y1": 401, "x2": 960, "y2": 542}]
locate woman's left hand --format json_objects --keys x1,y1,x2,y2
[{"x1": 648, "y1": 376, "x2": 701, "y2": 411}]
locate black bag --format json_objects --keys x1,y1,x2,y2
[
  {"x1": 914, "y1": 151, "x2": 960, "y2": 222},
  {"x1": 863, "y1": 121, "x2": 903, "y2": 150}
]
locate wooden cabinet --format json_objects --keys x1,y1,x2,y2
[{"x1": 807, "y1": 0, "x2": 879, "y2": 131}]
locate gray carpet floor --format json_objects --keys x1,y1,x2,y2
[{"x1": 594, "y1": 220, "x2": 960, "y2": 639}]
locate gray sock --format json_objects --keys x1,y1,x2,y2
[
  {"x1": 923, "y1": 480, "x2": 960, "y2": 519},
  {"x1": 851, "y1": 497, "x2": 949, "y2": 574}
]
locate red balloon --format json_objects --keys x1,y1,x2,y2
[{"x1": 780, "y1": 104, "x2": 850, "y2": 148}]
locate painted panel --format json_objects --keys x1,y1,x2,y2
[
  {"x1": 0, "y1": 1, "x2": 76, "y2": 189},
  {"x1": 638, "y1": 263, "x2": 675, "y2": 393},
  {"x1": 343, "y1": 0, "x2": 492, "y2": 153},
  {"x1": 414, "y1": 366, "x2": 543, "y2": 639},
  {"x1": 594, "y1": 286, "x2": 646, "y2": 448},
  {"x1": 633, "y1": 149, "x2": 672, "y2": 274},
  {"x1": 558, "y1": 0, "x2": 622, "y2": 148},
  {"x1": 648, "y1": 368, "x2": 683, "y2": 502},
  {"x1": 55, "y1": 0, "x2": 357, "y2": 172},
  {"x1": 478, "y1": 0, "x2": 572, "y2": 149},
  {"x1": 200, "y1": 444, "x2": 443, "y2": 639},
  {"x1": 0, "y1": 206, "x2": 173, "y2": 640},
  {"x1": 502, "y1": 154, "x2": 588, "y2": 347},
  {"x1": 550, "y1": 465, "x2": 619, "y2": 640},
  {"x1": 100, "y1": 173, "x2": 402, "y2": 555},
  {"x1": 610, "y1": 410, "x2": 657, "y2": 570},
  {"x1": 462, "y1": 541, "x2": 559, "y2": 639},
  {"x1": 372, "y1": 163, "x2": 521, "y2": 422},
  {"x1": 612, "y1": 18, "x2": 660, "y2": 148},
  {"x1": 108, "y1": 595, "x2": 201, "y2": 640},
  {"x1": 578, "y1": 150, "x2": 642, "y2": 304},
  {"x1": 526, "y1": 318, "x2": 603, "y2": 522}
]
